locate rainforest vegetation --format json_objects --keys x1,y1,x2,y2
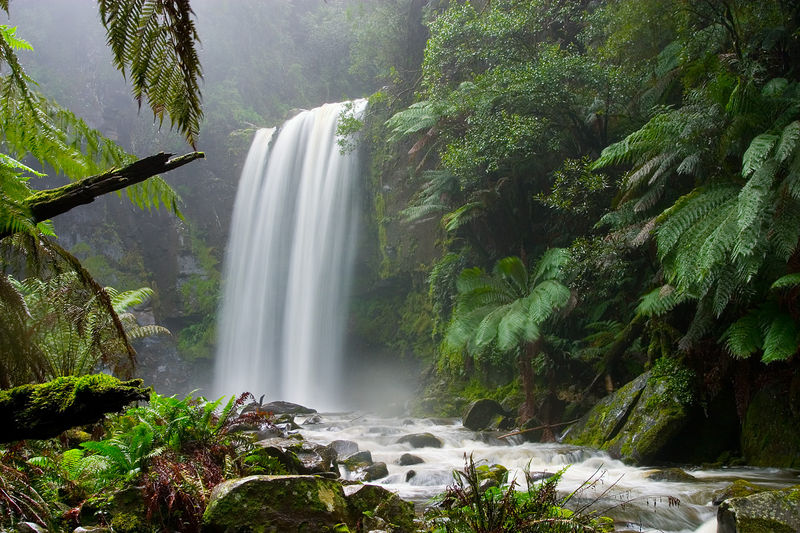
[{"x1": 1, "y1": 0, "x2": 799, "y2": 531}]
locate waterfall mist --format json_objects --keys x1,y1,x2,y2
[{"x1": 214, "y1": 101, "x2": 365, "y2": 409}]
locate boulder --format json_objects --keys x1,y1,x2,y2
[
  {"x1": 396, "y1": 432, "x2": 443, "y2": 448},
  {"x1": 562, "y1": 372, "x2": 650, "y2": 448},
  {"x1": 563, "y1": 370, "x2": 693, "y2": 464},
  {"x1": 361, "y1": 462, "x2": 390, "y2": 481},
  {"x1": 202, "y1": 475, "x2": 349, "y2": 533},
  {"x1": 342, "y1": 450, "x2": 373, "y2": 470},
  {"x1": 717, "y1": 485, "x2": 800, "y2": 533},
  {"x1": 712, "y1": 480, "x2": 768, "y2": 506},
  {"x1": 741, "y1": 382, "x2": 800, "y2": 468},
  {"x1": 643, "y1": 468, "x2": 696, "y2": 482},
  {"x1": 344, "y1": 484, "x2": 415, "y2": 532},
  {"x1": 462, "y1": 399, "x2": 508, "y2": 431},
  {"x1": 330, "y1": 440, "x2": 359, "y2": 458},
  {"x1": 261, "y1": 401, "x2": 317, "y2": 415},
  {"x1": 397, "y1": 453, "x2": 424, "y2": 466}
]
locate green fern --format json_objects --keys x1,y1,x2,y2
[
  {"x1": 385, "y1": 100, "x2": 441, "y2": 141},
  {"x1": 97, "y1": 0, "x2": 203, "y2": 147}
]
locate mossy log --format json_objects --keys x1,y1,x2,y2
[
  {"x1": 0, "y1": 151, "x2": 204, "y2": 240},
  {"x1": 0, "y1": 374, "x2": 150, "y2": 442}
]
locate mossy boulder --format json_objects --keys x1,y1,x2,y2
[
  {"x1": 344, "y1": 484, "x2": 415, "y2": 532},
  {"x1": 741, "y1": 382, "x2": 800, "y2": 468},
  {"x1": 462, "y1": 399, "x2": 509, "y2": 431},
  {"x1": 605, "y1": 375, "x2": 690, "y2": 464},
  {"x1": 202, "y1": 475, "x2": 350, "y2": 533},
  {"x1": 563, "y1": 370, "x2": 693, "y2": 465},
  {"x1": 712, "y1": 480, "x2": 769, "y2": 505},
  {"x1": 717, "y1": 485, "x2": 800, "y2": 533},
  {"x1": 643, "y1": 468, "x2": 696, "y2": 482},
  {"x1": 562, "y1": 372, "x2": 649, "y2": 448},
  {"x1": 396, "y1": 432, "x2": 443, "y2": 448}
]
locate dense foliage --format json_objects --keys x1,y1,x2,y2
[{"x1": 377, "y1": 0, "x2": 800, "y2": 424}]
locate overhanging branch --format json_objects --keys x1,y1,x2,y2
[{"x1": 0, "y1": 151, "x2": 204, "y2": 240}]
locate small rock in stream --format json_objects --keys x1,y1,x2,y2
[{"x1": 396, "y1": 432, "x2": 443, "y2": 448}]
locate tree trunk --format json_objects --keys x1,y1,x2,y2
[
  {"x1": 0, "y1": 374, "x2": 149, "y2": 443},
  {"x1": 1, "y1": 151, "x2": 204, "y2": 240},
  {"x1": 518, "y1": 340, "x2": 539, "y2": 424}
]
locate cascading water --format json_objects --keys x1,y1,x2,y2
[{"x1": 214, "y1": 100, "x2": 366, "y2": 409}]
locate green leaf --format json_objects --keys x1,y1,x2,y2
[
  {"x1": 771, "y1": 273, "x2": 800, "y2": 290},
  {"x1": 741, "y1": 133, "x2": 778, "y2": 178}
]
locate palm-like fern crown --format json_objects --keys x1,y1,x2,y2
[{"x1": 446, "y1": 249, "x2": 571, "y2": 355}]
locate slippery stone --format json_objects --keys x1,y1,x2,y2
[
  {"x1": 396, "y1": 432, "x2": 443, "y2": 448},
  {"x1": 643, "y1": 468, "x2": 696, "y2": 482},
  {"x1": 717, "y1": 485, "x2": 800, "y2": 533},
  {"x1": 202, "y1": 475, "x2": 349, "y2": 533},
  {"x1": 563, "y1": 371, "x2": 693, "y2": 464},
  {"x1": 361, "y1": 462, "x2": 390, "y2": 481},
  {"x1": 260, "y1": 401, "x2": 317, "y2": 415},
  {"x1": 330, "y1": 439, "x2": 359, "y2": 458},
  {"x1": 397, "y1": 453, "x2": 424, "y2": 466},
  {"x1": 344, "y1": 484, "x2": 415, "y2": 533},
  {"x1": 562, "y1": 372, "x2": 650, "y2": 448},
  {"x1": 462, "y1": 399, "x2": 508, "y2": 431}
]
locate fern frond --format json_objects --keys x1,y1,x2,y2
[
  {"x1": 776, "y1": 121, "x2": 800, "y2": 163},
  {"x1": 385, "y1": 100, "x2": 440, "y2": 141},
  {"x1": 97, "y1": 0, "x2": 203, "y2": 146},
  {"x1": 762, "y1": 313, "x2": 799, "y2": 362},
  {"x1": 636, "y1": 285, "x2": 688, "y2": 317},
  {"x1": 722, "y1": 308, "x2": 763, "y2": 358},
  {"x1": 443, "y1": 201, "x2": 484, "y2": 233},
  {"x1": 771, "y1": 273, "x2": 800, "y2": 290}
]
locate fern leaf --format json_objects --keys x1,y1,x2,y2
[
  {"x1": 762, "y1": 313, "x2": 799, "y2": 363},
  {"x1": 771, "y1": 273, "x2": 800, "y2": 290},
  {"x1": 776, "y1": 121, "x2": 800, "y2": 163},
  {"x1": 741, "y1": 133, "x2": 778, "y2": 178},
  {"x1": 722, "y1": 309, "x2": 763, "y2": 358}
]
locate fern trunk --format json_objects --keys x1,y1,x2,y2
[{"x1": 518, "y1": 340, "x2": 539, "y2": 426}]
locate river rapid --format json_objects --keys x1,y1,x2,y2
[{"x1": 297, "y1": 412, "x2": 799, "y2": 533}]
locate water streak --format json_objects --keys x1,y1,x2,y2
[{"x1": 214, "y1": 101, "x2": 365, "y2": 409}]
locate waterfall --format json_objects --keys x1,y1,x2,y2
[{"x1": 214, "y1": 100, "x2": 365, "y2": 409}]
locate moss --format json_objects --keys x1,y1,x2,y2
[
  {"x1": 0, "y1": 375, "x2": 149, "y2": 442},
  {"x1": 741, "y1": 384, "x2": 800, "y2": 468},
  {"x1": 109, "y1": 512, "x2": 148, "y2": 533}
]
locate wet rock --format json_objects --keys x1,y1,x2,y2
[
  {"x1": 362, "y1": 462, "x2": 390, "y2": 481},
  {"x1": 397, "y1": 453, "x2": 424, "y2": 466},
  {"x1": 462, "y1": 399, "x2": 508, "y2": 431},
  {"x1": 303, "y1": 414, "x2": 323, "y2": 425},
  {"x1": 562, "y1": 372, "x2": 650, "y2": 448},
  {"x1": 527, "y1": 471, "x2": 557, "y2": 483},
  {"x1": 563, "y1": 371, "x2": 693, "y2": 465},
  {"x1": 396, "y1": 432, "x2": 443, "y2": 448},
  {"x1": 643, "y1": 468, "x2": 696, "y2": 482},
  {"x1": 330, "y1": 439, "x2": 359, "y2": 458},
  {"x1": 717, "y1": 485, "x2": 800, "y2": 533},
  {"x1": 202, "y1": 475, "x2": 350, "y2": 533},
  {"x1": 741, "y1": 382, "x2": 800, "y2": 468},
  {"x1": 343, "y1": 450, "x2": 374, "y2": 470},
  {"x1": 344, "y1": 484, "x2": 415, "y2": 533},
  {"x1": 405, "y1": 470, "x2": 416, "y2": 482},
  {"x1": 261, "y1": 401, "x2": 317, "y2": 415},
  {"x1": 475, "y1": 464, "x2": 507, "y2": 485},
  {"x1": 712, "y1": 479, "x2": 769, "y2": 506}
]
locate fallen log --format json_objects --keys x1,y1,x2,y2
[{"x1": 0, "y1": 374, "x2": 150, "y2": 442}]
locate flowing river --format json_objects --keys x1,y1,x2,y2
[{"x1": 297, "y1": 411, "x2": 799, "y2": 533}]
